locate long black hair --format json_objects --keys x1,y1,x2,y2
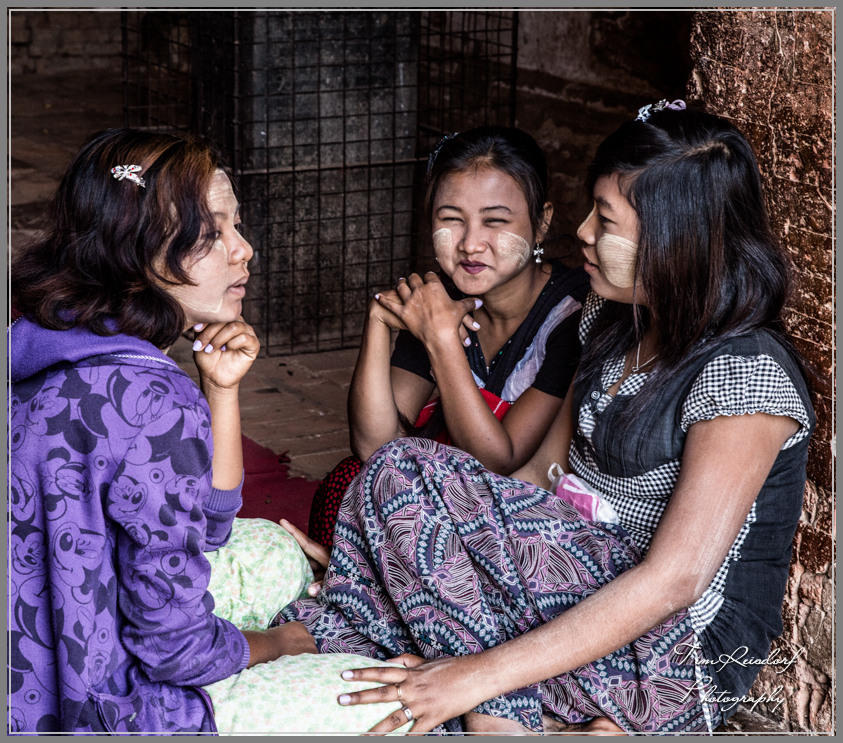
[{"x1": 578, "y1": 106, "x2": 793, "y2": 404}]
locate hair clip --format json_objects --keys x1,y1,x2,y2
[
  {"x1": 426, "y1": 131, "x2": 460, "y2": 177},
  {"x1": 635, "y1": 99, "x2": 686, "y2": 123},
  {"x1": 110, "y1": 164, "x2": 146, "y2": 188}
]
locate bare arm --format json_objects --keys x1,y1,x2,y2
[
  {"x1": 427, "y1": 338, "x2": 564, "y2": 473},
  {"x1": 511, "y1": 376, "x2": 577, "y2": 487},
  {"x1": 193, "y1": 320, "x2": 321, "y2": 667},
  {"x1": 341, "y1": 411, "x2": 799, "y2": 732},
  {"x1": 347, "y1": 296, "x2": 435, "y2": 461},
  {"x1": 377, "y1": 272, "x2": 565, "y2": 474},
  {"x1": 193, "y1": 320, "x2": 260, "y2": 489}
]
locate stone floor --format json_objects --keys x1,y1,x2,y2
[
  {"x1": 169, "y1": 336, "x2": 356, "y2": 480},
  {"x1": 9, "y1": 68, "x2": 779, "y2": 734}
]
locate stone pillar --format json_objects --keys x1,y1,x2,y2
[{"x1": 687, "y1": 9, "x2": 833, "y2": 732}]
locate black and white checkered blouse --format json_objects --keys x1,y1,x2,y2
[{"x1": 569, "y1": 292, "x2": 815, "y2": 721}]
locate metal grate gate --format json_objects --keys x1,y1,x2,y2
[{"x1": 123, "y1": 10, "x2": 516, "y2": 355}]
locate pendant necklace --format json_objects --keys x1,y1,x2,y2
[{"x1": 631, "y1": 340, "x2": 657, "y2": 373}]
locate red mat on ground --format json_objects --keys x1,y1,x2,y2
[{"x1": 238, "y1": 435, "x2": 318, "y2": 534}]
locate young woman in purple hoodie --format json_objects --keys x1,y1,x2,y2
[{"x1": 9, "y1": 129, "x2": 401, "y2": 734}]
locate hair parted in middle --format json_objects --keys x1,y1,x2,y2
[
  {"x1": 424, "y1": 125, "x2": 550, "y2": 240},
  {"x1": 579, "y1": 105, "x2": 791, "y2": 387},
  {"x1": 12, "y1": 128, "x2": 228, "y2": 349}
]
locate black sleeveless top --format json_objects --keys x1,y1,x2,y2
[
  {"x1": 391, "y1": 261, "x2": 589, "y2": 400},
  {"x1": 570, "y1": 293, "x2": 815, "y2": 723}
]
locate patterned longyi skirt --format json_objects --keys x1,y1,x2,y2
[{"x1": 274, "y1": 438, "x2": 716, "y2": 733}]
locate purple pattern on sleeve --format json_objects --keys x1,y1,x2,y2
[{"x1": 10, "y1": 345, "x2": 247, "y2": 733}]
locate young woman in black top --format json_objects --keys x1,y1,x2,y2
[{"x1": 307, "y1": 127, "x2": 587, "y2": 547}]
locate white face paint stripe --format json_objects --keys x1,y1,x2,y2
[
  {"x1": 168, "y1": 287, "x2": 225, "y2": 314},
  {"x1": 596, "y1": 233, "x2": 638, "y2": 288},
  {"x1": 496, "y1": 230, "x2": 531, "y2": 269},
  {"x1": 432, "y1": 227, "x2": 453, "y2": 252}
]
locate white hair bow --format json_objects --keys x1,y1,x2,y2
[{"x1": 110, "y1": 164, "x2": 146, "y2": 188}]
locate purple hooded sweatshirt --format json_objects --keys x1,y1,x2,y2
[{"x1": 8, "y1": 318, "x2": 249, "y2": 733}]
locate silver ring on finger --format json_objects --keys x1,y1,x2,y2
[
  {"x1": 401, "y1": 706, "x2": 413, "y2": 721},
  {"x1": 395, "y1": 684, "x2": 403, "y2": 701}
]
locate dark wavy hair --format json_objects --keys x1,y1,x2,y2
[
  {"x1": 12, "y1": 128, "x2": 223, "y2": 349},
  {"x1": 424, "y1": 126, "x2": 550, "y2": 238},
  {"x1": 578, "y1": 106, "x2": 793, "y2": 401}
]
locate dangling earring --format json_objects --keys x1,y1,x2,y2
[{"x1": 533, "y1": 242, "x2": 544, "y2": 264}]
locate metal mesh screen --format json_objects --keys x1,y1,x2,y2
[
  {"x1": 413, "y1": 11, "x2": 518, "y2": 273},
  {"x1": 123, "y1": 10, "x2": 516, "y2": 354}
]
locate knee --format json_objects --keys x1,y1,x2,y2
[{"x1": 354, "y1": 437, "x2": 434, "y2": 509}]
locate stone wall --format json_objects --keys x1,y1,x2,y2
[
  {"x1": 688, "y1": 9, "x2": 834, "y2": 732},
  {"x1": 514, "y1": 10, "x2": 693, "y2": 263},
  {"x1": 10, "y1": 10, "x2": 122, "y2": 75}
]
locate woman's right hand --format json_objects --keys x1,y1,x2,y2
[
  {"x1": 192, "y1": 318, "x2": 260, "y2": 392},
  {"x1": 339, "y1": 652, "x2": 495, "y2": 733}
]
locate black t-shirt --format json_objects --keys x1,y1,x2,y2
[{"x1": 390, "y1": 261, "x2": 589, "y2": 400}]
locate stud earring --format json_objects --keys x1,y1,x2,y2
[{"x1": 533, "y1": 242, "x2": 544, "y2": 264}]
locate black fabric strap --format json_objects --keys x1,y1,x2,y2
[{"x1": 465, "y1": 262, "x2": 588, "y2": 396}]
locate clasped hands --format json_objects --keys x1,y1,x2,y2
[{"x1": 370, "y1": 272, "x2": 483, "y2": 348}]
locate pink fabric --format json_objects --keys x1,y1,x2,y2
[{"x1": 554, "y1": 472, "x2": 619, "y2": 524}]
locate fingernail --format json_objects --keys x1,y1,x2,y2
[
  {"x1": 307, "y1": 584, "x2": 319, "y2": 596},
  {"x1": 203, "y1": 344, "x2": 214, "y2": 354},
  {"x1": 374, "y1": 293, "x2": 380, "y2": 300},
  {"x1": 474, "y1": 299, "x2": 483, "y2": 308},
  {"x1": 192, "y1": 340, "x2": 203, "y2": 352},
  {"x1": 397, "y1": 277, "x2": 405, "y2": 282},
  {"x1": 471, "y1": 321, "x2": 480, "y2": 330},
  {"x1": 341, "y1": 671, "x2": 354, "y2": 680},
  {"x1": 220, "y1": 345, "x2": 227, "y2": 352},
  {"x1": 193, "y1": 323, "x2": 205, "y2": 331},
  {"x1": 463, "y1": 337, "x2": 471, "y2": 347},
  {"x1": 338, "y1": 694, "x2": 351, "y2": 705}
]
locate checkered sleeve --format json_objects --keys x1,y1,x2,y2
[
  {"x1": 577, "y1": 290, "x2": 605, "y2": 346},
  {"x1": 680, "y1": 353, "x2": 812, "y2": 449}
]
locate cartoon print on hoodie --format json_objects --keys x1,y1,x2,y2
[{"x1": 9, "y1": 318, "x2": 247, "y2": 733}]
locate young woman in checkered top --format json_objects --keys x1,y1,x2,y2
[{"x1": 279, "y1": 103, "x2": 814, "y2": 734}]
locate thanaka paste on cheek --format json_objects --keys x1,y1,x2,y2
[
  {"x1": 432, "y1": 227, "x2": 454, "y2": 261},
  {"x1": 497, "y1": 231, "x2": 531, "y2": 269},
  {"x1": 169, "y1": 239, "x2": 229, "y2": 314},
  {"x1": 164, "y1": 241, "x2": 235, "y2": 321},
  {"x1": 595, "y1": 234, "x2": 638, "y2": 288}
]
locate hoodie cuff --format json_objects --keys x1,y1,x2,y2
[
  {"x1": 236, "y1": 630, "x2": 252, "y2": 672},
  {"x1": 205, "y1": 473, "x2": 244, "y2": 516}
]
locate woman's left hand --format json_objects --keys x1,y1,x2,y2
[
  {"x1": 338, "y1": 653, "x2": 491, "y2": 733},
  {"x1": 192, "y1": 319, "x2": 260, "y2": 391},
  {"x1": 279, "y1": 517, "x2": 329, "y2": 595}
]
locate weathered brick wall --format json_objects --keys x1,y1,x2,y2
[
  {"x1": 688, "y1": 10, "x2": 834, "y2": 732},
  {"x1": 10, "y1": 10, "x2": 122, "y2": 75}
]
